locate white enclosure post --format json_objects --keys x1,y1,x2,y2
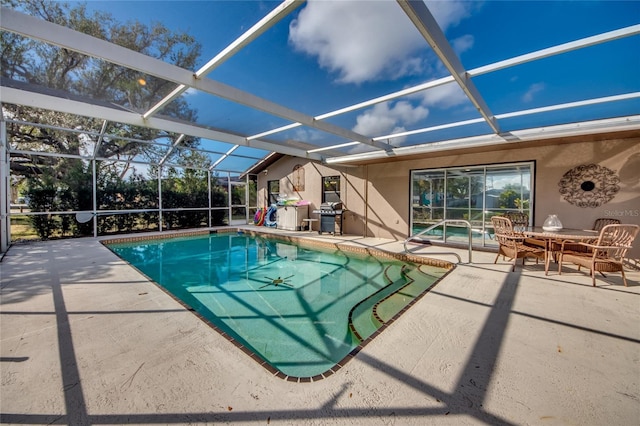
[
  {"x1": 158, "y1": 167, "x2": 163, "y2": 232},
  {"x1": 92, "y1": 159, "x2": 98, "y2": 237},
  {"x1": 0, "y1": 119, "x2": 10, "y2": 253},
  {"x1": 207, "y1": 170, "x2": 212, "y2": 228}
]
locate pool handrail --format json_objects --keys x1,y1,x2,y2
[{"x1": 404, "y1": 219, "x2": 486, "y2": 264}]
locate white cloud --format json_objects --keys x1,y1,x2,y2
[
  {"x1": 293, "y1": 127, "x2": 325, "y2": 142},
  {"x1": 289, "y1": 0, "x2": 477, "y2": 84},
  {"x1": 353, "y1": 84, "x2": 468, "y2": 138},
  {"x1": 426, "y1": 0, "x2": 476, "y2": 29},
  {"x1": 290, "y1": 1, "x2": 480, "y2": 140},
  {"x1": 289, "y1": 1, "x2": 421, "y2": 83},
  {"x1": 386, "y1": 126, "x2": 409, "y2": 145},
  {"x1": 452, "y1": 34, "x2": 474, "y2": 55},
  {"x1": 522, "y1": 82, "x2": 545, "y2": 103},
  {"x1": 417, "y1": 83, "x2": 468, "y2": 109},
  {"x1": 352, "y1": 101, "x2": 428, "y2": 136}
]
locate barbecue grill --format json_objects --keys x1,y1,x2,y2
[{"x1": 312, "y1": 202, "x2": 344, "y2": 235}]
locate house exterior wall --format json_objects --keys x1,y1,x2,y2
[
  {"x1": 256, "y1": 159, "x2": 338, "y2": 214},
  {"x1": 259, "y1": 136, "x2": 640, "y2": 259}
]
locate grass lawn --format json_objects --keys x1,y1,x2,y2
[{"x1": 10, "y1": 214, "x2": 40, "y2": 241}]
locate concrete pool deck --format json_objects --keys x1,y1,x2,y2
[{"x1": 1, "y1": 227, "x2": 639, "y2": 425}]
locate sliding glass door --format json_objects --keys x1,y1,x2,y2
[{"x1": 410, "y1": 162, "x2": 534, "y2": 247}]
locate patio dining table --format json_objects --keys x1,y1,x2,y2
[{"x1": 522, "y1": 227, "x2": 599, "y2": 275}]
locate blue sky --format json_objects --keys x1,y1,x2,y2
[{"x1": 70, "y1": 1, "x2": 640, "y2": 153}]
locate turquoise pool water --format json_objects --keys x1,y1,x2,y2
[{"x1": 106, "y1": 232, "x2": 446, "y2": 378}]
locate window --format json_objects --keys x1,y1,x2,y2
[
  {"x1": 410, "y1": 162, "x2": 534, "y2": 247},
  {"x1": 267, "y1": 180, "x2": 280, "y2": 205},
  {"x1": 322, "y1": 176, "x2": 341, "y2": 203}
]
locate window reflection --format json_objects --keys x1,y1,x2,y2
[{"x1": 411, "y1": 162, "x2": 534, "y2": 247}]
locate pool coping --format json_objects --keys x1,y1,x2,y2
[{"x1": 102, "y1": 228, "x2": 455, "y2": 382}]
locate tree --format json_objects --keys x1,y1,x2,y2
[
  {"x1": 497, "y1": 184, "x2": 528, "y2": 210},
  {"x1": 2, "y1": 0, "x2": 221, "y2": 236},
  {"x1": 1, "y1": 0, "x2": 203, "y2": 180},
  {"x1": 24, "y1": 173, "x2": 57, "y2": 239},
  {"x1": 158, "y1": 150, "x2": 224, "y2": 229}
]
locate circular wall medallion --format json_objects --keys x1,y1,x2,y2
[{"x1": 558, "y1": 164, "x2": 620, "y2": 208}]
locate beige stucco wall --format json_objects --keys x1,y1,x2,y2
[
  {"x1": 260, "y1": 136, "x2": 640, "y2": 259},
  {"x1": 256, "y1": 158, "x2": 339, "y2": 212}
]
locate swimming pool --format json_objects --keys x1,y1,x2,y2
[{"x1": 105, "y1": 230, "x2": 451, "y2": 379}]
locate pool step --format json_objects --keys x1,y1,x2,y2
[
  {"x1": 348, "y1": 264, "x2": 444, "y2": 342},
  {"x1": 348, "y1": 264, "x2": 407, "y2": 342},
  {"x1": 374, "y1": 265, "x2": 440, "y2": 323}
]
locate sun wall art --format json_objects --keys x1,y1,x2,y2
[{"x1": 558, "y1": 163, "x2": 620, "y2": 208}]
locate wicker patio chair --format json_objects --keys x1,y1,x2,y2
[
  {"x1": 503, "y1": 211, "x2": 529, "y2": 229},
  {"x1": 558, "y1": 218, "x2": 621, "y2": 255},
  {"x1": 492, "y1": 216, "x2": 545, "y2": 272},
  {"x1": 557, "y1": 224, "x2": 639, "y2": 286},
  {"x1": 503, "y1": 211, "x2": 545, "y2": 248}
]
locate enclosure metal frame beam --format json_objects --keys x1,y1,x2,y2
[
  {"x1": 92, "y1": 120, "x2": 109, "y2": 159},
  {"x1": 210, "y1": 145, "x2": 239, "y2": 170},
  {"x1": 312, "y1": 26, "x2": 640, "y2": 151},
  {"x1": 251, "y1": 75, "x2": 457, "y2": 143},
  {"x1": 470, "y1": 24, "x2": 640, "y2": 77},
  {"x1": 397, "y1": 0, "x2": 500, "y2": 135},
  {"x1": 144, "y1": 0, "x2": 305, "y2": 119},
  {"x1": 5, "y1": 118, "x2": 265, "y2": 163},
  {"x1": 159, "y1": 134, "x2": 186, "y2": 166},
  {"x1": 308, "y1": 23, "x2": 640, "y2": 153},
  {"x1": 325, "y1": 115, "x2": 640, "y2": 164},
  {"x1": 1, "y1": 6, "x2": 638, "y2": 164},
  {"x1": 1, "y1": 7, "x2": 388, "y2": 151},
  {"x1": 1, "y1": 86, "x2": 322, "y2": 161},
  {"x1": 252, "y1": 22, "x2": 640, "y2": 149},
  {"x1": 372, "y1": 92, "x2": 640, "y2": 143},
  {"x1": 9, "y1": 148, "x2": 260, "y2": 175}
]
